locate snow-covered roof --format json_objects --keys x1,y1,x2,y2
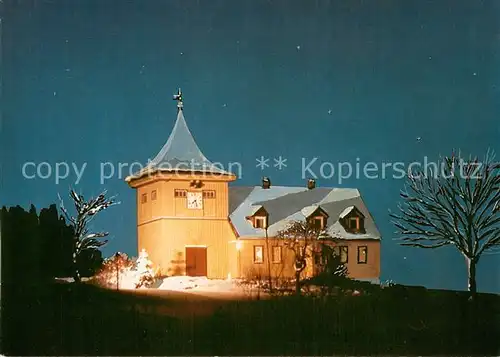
[
  {"x1": 126, "y1": 108, "x2": 233, "y2": 182},
  {"x1": 339, "y1": 206, "x2": 355, "y2": 219},
  {"x1": 300, "y1": 205, "x2": 319, "y2": 218},
  {"x1": 249, "y1": 205, "x2": 264, "y2": 216},
  {"x1": 229, "y1": 186, "x2": 381, "y2": 240}
]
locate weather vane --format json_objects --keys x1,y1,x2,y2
[{"x1": 173, "y1": 88, "x2": 183, "y2": 110}]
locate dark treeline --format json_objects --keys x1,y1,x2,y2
[
  {"x1": 1, "y1": 204, "x2": 103, "y2": 285},
  {"x1": 1, "y1": 205, "x2": 498, "y2": 356},
  {"x1": 1, "y1": 204, "x2": 104, "y2": 355}
]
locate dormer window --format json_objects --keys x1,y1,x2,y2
[
  {"x1": 247, "y1": 205, "x2": 269, "y2": 230},
  {"x1": 303, "y1": 206, "x2": 328, "y2": 230},
  {"x1": 339, "y1": 206, "x2": 365, "y2": 234},
  {"x1": 348, "y1": 217, "x2": 360, "y2": 230},
  {"x1": 312, "y1": 216, "x2": 325, "y2": 230},
  {"x1": 254, "y1": 216, "x2": 267, "y2": 229}
]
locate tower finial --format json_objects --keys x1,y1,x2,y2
[{"x1": 173, "y1": 88, "x2": 183, "y2": 110}]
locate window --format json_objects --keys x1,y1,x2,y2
[
  {"x1": 335, "y1": 246, "x2": 348, "y2": 263},
  {"x1": 272, "y1": 246, "x2": 282, "y2": 263},
  {"x1": 174, "y1": 189, "x2": 187, "y2": 198},
  {"x1": 151, "y1": 190, "x2": 157, "y2": 200},
  {"x1": 253, "y1": 245, "x2": 264, "y2": 264},
  {"x1": 357, "y1": 246, "x2": 368, "y2": 264},
  {"x1": 254, "y1": 216, "x2": 267, "y2": 229},
  {"x1": 349, "y1": 217, "x2": 360, "y2": 230},
  {"x1": 312, "y1": 216, "x2": 324, "y2": 229},
  {"x1": 141, "y1": 193, "x2": 147, "y2": 203},
  {"x1": 203, "y1": 190, "x2": 216, "y2": 199}
]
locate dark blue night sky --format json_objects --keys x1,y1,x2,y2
[{"x1": 3, "y1": 0, "x2": 499, "y2": 292}]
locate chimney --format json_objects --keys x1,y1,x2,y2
[
  {"x1": 262, "y1": 177, "x2": 271, "y2": 189},
  {"x1": 307, "y1": 178, "x2": 316, "y2": 190}
]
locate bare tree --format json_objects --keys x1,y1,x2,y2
[
  {"x1": 59, "y1": 189, "x2": 119, "y2": 283},
  {"x1": 264, "y1": 226, "x2": 274, "y2": 292},
  {"x1": 277, "y1": 220, "x2": 330, "y2": 295},
  {"x1": 390, "y1": 151, "x2": 500, "y2": 297}
]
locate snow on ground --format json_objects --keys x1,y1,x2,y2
[
  {"x1": 158, "y1": 276, "x2": 242, "y2": 293},
  {"x1": 55, "y1": 274, "x2": 261, "y2": 297},
  {"x1": 105, "y1": 269, "x2": 141, "y2": 290},
  {"x1": 54, "y1": 277, "x2": 91, "y2": 283}
]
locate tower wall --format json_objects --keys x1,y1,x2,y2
[{"x1": 134, "y1": 174, "x2": 237, "y2": 278}]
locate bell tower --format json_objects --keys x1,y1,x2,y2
[{"x1": 126, "y1": 90, "x2": 237, "y2": 278}]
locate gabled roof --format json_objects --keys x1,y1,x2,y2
[
  {"x1": 300, "y1": 205, "x2": 328, "y2": 219},
  {"x1": 228, "y1": 186, "x2": 255, "y2": 213},
  {"x1": 228, "y1": 186, "x2": 380, "y2": 240},
  {"x1": 126, "y1": 108, "x2": 232, "y2": 181},
  {"x1": 249, "y1": 205, "x2": 265, "y2": 216},
  {"x1": 339, "y1": 205, "x2": 365, "y2": 219},
  {"x1": 254, "y1": 187, "x2": 332, "y2": 226},
  {"x1": 229, "y1": 186, "x2": 307, "y2": 237},
  {"x1": 320, "y1": 198, "x2": 377, "y2": 239}
]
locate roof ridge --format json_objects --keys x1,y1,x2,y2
[{"x1": 253, "y1": 187, "x2": 329, "y2": 205}]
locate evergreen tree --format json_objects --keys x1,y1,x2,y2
[
  {"x1": 134, "y1": 249, "x2": 155, "y2": 288},
  {"x1": 39, "y1": 204, "x2": 74, "y2": 277}
]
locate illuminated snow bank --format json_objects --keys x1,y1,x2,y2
[{"x1": 158, "y1": 276, "x2": 241, "y2": 293}]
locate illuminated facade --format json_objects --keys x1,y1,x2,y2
[{"x1": 126, "y1": 90, "x2": 381, "y2": 282}]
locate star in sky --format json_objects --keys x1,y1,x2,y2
[{"x1": 5, "y1": 0, "x2": 499, "y2": 294}]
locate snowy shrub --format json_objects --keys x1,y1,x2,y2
[
  {"x1": 94, "y1": 250, "x2": 157, "y2": 289},
  {"x1": 134, "y1": 249, "x2": 155, "y2": 289},
  {"x1": 94, "y1": 252, "x2": 135, "y2": 289}
]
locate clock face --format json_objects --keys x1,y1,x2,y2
[{"x1": 187, "y1": 192, "x2": 203, "y2": 209}]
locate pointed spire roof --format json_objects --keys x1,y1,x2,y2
[
  {"x1": 126, "y1": 90, "x2": 232, "y2": 182},
  {"x1": 148, "y1": 109, "x2": 229, "y2": 173}
]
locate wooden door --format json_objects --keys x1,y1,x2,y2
[{"x1": 185, "y1": 247, "x2": 207, "y2": 276}]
